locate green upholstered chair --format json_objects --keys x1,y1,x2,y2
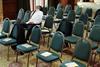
[
  {"x1": 60, "y1": 39, "x2": 92, "y2": 67},
  {"x1": 65, "y1": 21, "x2": 84, "y2": 47},
  {"x1": 36, "y1": 31, "x2": 64, "y2": 67},
  {"x1": 93, "y1": 15, "x2": 100, "y2": 25},
  {"x1": 41, "y1": 15, "x2": 53, "y2": 47},
  {"x1": 0, "y1": 18, "x2": 11, "y2": 38},
  {"x1": 85, "y1": 8, "x2": 92, "y2": 19},
  {"x1": 47, "y1": 7, "x2": 55, "y2": 17},
  {"x1": 67, "y1": 10, "x2": 75, "y2": 23},
  {"x1": 88, "y1": 25, "x2": 100, "y2": 64},
  {"x1": 0, "y1": 24, "x2": 17, "y2": 61},
  {"x1": 75, "y1": 6, "x2": 82, "y2": 18},
  {"x1": 21, "y1": 10, "x2": 31, "y2": 23},
  {"x1": 16, "y1": 25, "x2": 41, "y2": 67},
  {"x1": 64, "y1": 4, "x2": 72, "y2": 16},
  {"x1": 11, "y1": 8, "x2": 24, "y2": 24}
]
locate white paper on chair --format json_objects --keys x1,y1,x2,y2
[
  {"x1": 3, "y1": 38, "x2": 12, "y2": 42},
  {"x1": 0, "y1": 33, "x2": 2, "y2": 36},
  {"x1": 65, "y1": 62, "x2": 78, "y2": 67},
  {"x1": 41, "y1": 52, "x2": 52, "y2": 57},
  {"x1": 22, "y1": 44, "x2": 32, "y2": 48}
]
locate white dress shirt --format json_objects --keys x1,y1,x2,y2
[{"x1": 26, "y1": 10, "x2": 43, "y2": 24}]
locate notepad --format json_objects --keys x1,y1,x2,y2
[
  {"x1": 3, "y1": 38, "x2": 12, "y2": 42},
  {"x1": 22, "y1": 44, "x2": 32, "y2": 48},
  {"x1": 41, "y1": 52, "x2": 52, "y2": 57},
  {"x1": 65, "y1": 62, "x2": 78, "y2": 67}
]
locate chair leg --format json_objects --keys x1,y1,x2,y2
[
  {"x1": 16, "y1": 51, "x2": 18, "y2": 62},
  {"x1": 49, "y1": 62, "x2": 52, "y2": 67},
  {"x1": 27, "y1": 53, "x2": 30, "y2": 67},
  {"x1": 36, "y1": 57, "x2": 38, "y2": 67},
  {"x1": 7, "y1": 46, "x2": 10, "y2": 61}
]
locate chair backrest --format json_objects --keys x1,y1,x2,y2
[
  {"x1": 79, "y1": 13, "x2": 88, "y2": 25},
  {"x1": 94, "y1": 9, "x2": 100, "y2": 19},
  {"x1": 10, "y1": 24, "x2": 18, "y2": 39},
  {"x1": 50, "y1": 31, "x2": 64, "y2": 52},
  {"x1": 2, "y1": 18, "x2": 11, "y2": 33},
  {"x1": 75, "y1": 6, "x2": 82, "y2": 15},
  {"x1": 94, "y1": 15, "x2": 100, "y2": 25},
  {"x1": 47, "y1": 7, "x2": 55, "y2": 17},
  {"x1": 72, "y1": 21, "x2": 84, "y2": 37},
  {"x1": 57, "y1": 19, "x2": 73, "y2": 37},
  {"x1": 21, "y1": 10, "x2": 31, "y2": 23},
  {"x1": 30, "y1": 26, "x2": 41, "y2": 44},
  {"x1": 44, "y1": 15, "x2": 53, "y2": 29},
  {"x1": 73, "y1": 39, "x2": 91, "y2": 61},
  {"x1": 67, "y1": 10, "x2": 75, "y2": 22},
  {"x1": 89, "y1": 25, "x2": 100, "y2": 42},
  {"x1": 85, "y1": 8, "x2": 92, "y2": 17},
  {"x1": 64, "y1": 4, "x2": 72, "y2": 14},
  {"x1": 17, "y1": 8, "x2": 24, "y2": 20},
  {"x1": 56, "y1": 8, "x2": 63, "y2": 19}
]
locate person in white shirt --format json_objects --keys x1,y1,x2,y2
[
  {"x1": 26, "y1": 6, "x2": 43, "y2": 24},
  {"x1": 26, "y1": 6, "x2": 43, "y2": 40}
]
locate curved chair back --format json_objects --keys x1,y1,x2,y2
[
  {"x1": 64, "y1": 4, "x2": 72, "y2": 14},
  {"x1": 44, "y1": 15, "x2": 53, "y2": 29},
  {"x1": 79, "y1": 13, "x2": 88, "y2": 25},
  {"x1": 47, "y1": 7, "x2": 55, "y2": 17},
  {"x1": 85, "y1": 8, "x2": 92, "y2": 17},
  {"x1": 50, "y1": 31, "x2": 64, "y2": 52},
  {"x1": 89, "y1": 25, "x2": 100, "y2": 42},
  {"x1": 67, "y1": 10, "x2": 75, "y2": 22},
  {"x1": 30, "y1": 26, "x2": 41, "y2": 44},
  {"x1": 94, "y1": 9, "x2": 100, "y2": 19},
  {"x1": 56, "y1": 8, "x2": 63, "y2": 19},
  {"x1": 75, "y1": 6, "x2": 82, "y2": 15},
  {"x1": 10, "y1": 24, "x2": 18, "y2": 39},
  {"x1": 21, "y1": 10, "x2": 31, "y2": 23},
  {"x1": 74, "y1": 39, "x2": 91, "y2": 61},
  {"x1": 57, "y1": 19, "x2": 73, "y2": 37},
  {"x1": 72, "y1": 21, "x2": 84, "y2": 37},
  {"x1": 17, "y1": 8, "x2": 24, "y2": 20},
  {"x1": 94, "y1": 15, "x2": 100, "y2": 25},
  {"x1": 2, "y1": 18, "x2": 11, "y2": 33}
]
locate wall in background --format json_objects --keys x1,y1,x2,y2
[{"x1": 0, "y1": 0, "x2": 3, "y2": 21}]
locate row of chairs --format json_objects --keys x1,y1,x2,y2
[{"x1": 0, "y1": 18, "x2": 93, "y2": 67}]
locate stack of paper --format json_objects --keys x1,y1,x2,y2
[
  {"x1": 65, "y1": 62, "x2": 78, "y2": 67},
  {"x1": 3, "y1": 38, "x2": 12, "y2": 42},
  {"x1": 22, "y1": 44, "x2": 32, "y2": 48},
  {"x1": 41, "y1": 52, "x2": 52, "y2": 57}
]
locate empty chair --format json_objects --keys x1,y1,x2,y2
[
  {"x1": 47, "y1": 7, "x2": 55, "y2": 17},
  {"x1": 0, "y1": 24, "x2": 18, "y2": 61},
  {"x1": 65, "y1": 21, "x2": 84, "y2": 47},
  {"x1": 64, "y1": 4, "x2": 72, "y2": 15},
  {"x1": 11, "y1": 8, "x2": 24, "y2": 24},
  {"x1": 75, "y1": 6, "x2": 82, "y2": 18},
  {"x1": 36, "y1": 31, "x2": 64, "y2": 67},
  {"x1": 93, "y1": 15, "x2": 100, "y2": 25},
  {"x1": 85, "y1": 8, "x2": 92, "y2": 19},
  {"x1": 21, "y1": 10, "x2": 31, "y2": 23},
  {"x1": 16, "y1": 26, "x2": 41, "y2": 67},
  {"x1": 0, "y1": 18, "x2": 11, "y2": 38},
  {"x1": 56, "y1": 8, "x2": 63, "y2": 19},
  {"x1": 60, "y1": 39, "x2": 92, "y2": 67}
]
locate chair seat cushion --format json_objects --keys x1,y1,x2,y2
[
  {"x1": 96, "y1": 48, "x2": 100, "y2": 54},
  {"x1": 17, "y1": 43, "x2": 38, "y2": 53},
  {"x1": 65, "y1": 36, "x2": 80, "y2": 44},
  {"x1": 36, "y1": 51, "x2": 59, "y2": 63},
  {"x1": 0, "y1": 38, "x2": 17, "y2": 46},
  {"x1": 0, "y1": 32, "x2": 7, "y2": 38},
  {"x1": 60, "y1": 60, "x2": 86, "y2": 67}
]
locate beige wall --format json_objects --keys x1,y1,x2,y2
[{"x1": 0, "y1": 0, "x2": 3, "y2": 22}]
